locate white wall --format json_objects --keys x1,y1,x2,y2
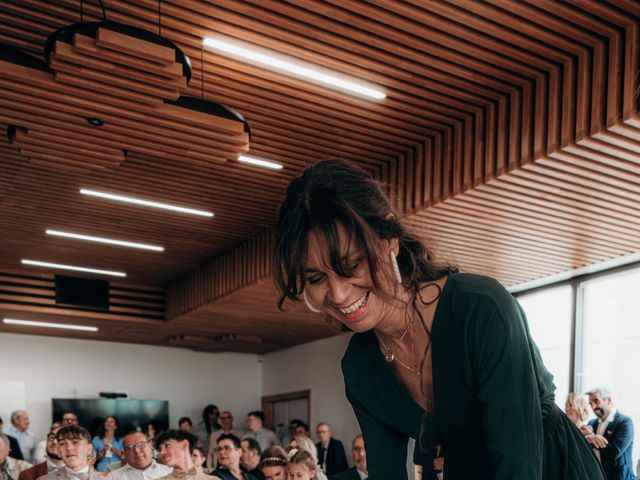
[
  {"x1": 0, "y1": 332, "x2": 262, "y2": 442},
  {"x1": 261, "y1": 333, "x2": 359, "y2": 455}
]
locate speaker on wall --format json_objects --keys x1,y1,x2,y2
[{"x1": 55, "y1": 275, "x2": 110, "y2": 310}]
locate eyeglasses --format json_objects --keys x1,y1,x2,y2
[
  {"x1": 215, "y1": 445, "x2": 237, "y2": 453},
  {"x1": 219, "y1": 416, "x2": 232, "y2": 420},
  {"x1": 123, "y1": 441, "x2": 148, "y2": 452},
  {"x1": 47, "y1": 434, "x2": 58, "y2": 441}
]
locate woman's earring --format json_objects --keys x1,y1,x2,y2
[
  {"x1": 302, "y1": 289, "x2": 321, "y2": 313},
  {"x1": 390, "y1": 251, "x2": 403, "y2": 284}
]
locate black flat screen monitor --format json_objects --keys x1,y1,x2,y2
[{"x1": 52, "y1": 398, "x2": 169, "y2": 437}]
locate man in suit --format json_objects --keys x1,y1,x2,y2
[
  {"x1": 315, "y1": 423, "x2": 348, "y2": 477},
  {"x1": 19, "y1": 424, "x2": 64, "y2": 480},
  {"x1": 0, "y1": 433, "x2": 32, "y2": 480},
  {"x1": 38, "y1": 425, "x2": 103, "y2": 480},
  {"x1": 586, "y1": 388, "x2": 636, "y2": 480},
  {"x1": 330, "y1": 435, "x2": 366, "y2": 480}
]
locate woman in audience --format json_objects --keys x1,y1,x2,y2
[
  {"x1": 192, "y1": 445, "x2": 208, "y2": 474},
  {"x1": 288, "y1": 450, "x2": 318, "y2": 480},
  {"x1": 565, "y1": 393, "x2": 591, "y2": 429},
  {"x1": 273, "y1": 159, "x2": 607, "y2": 480},
  {"x1": 287, "y1": 436, "x2": 326, "y2": 480},
  {"x1": 92, "y1": 416, "x2": 123, "y2": 472},
  {"x1": 260, "y1": 446, "x2": 289, "y2": 480}
]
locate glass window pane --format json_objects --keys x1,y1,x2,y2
[
  {"x1": 580, "y1": 266, "x2": 640, "y2": 463},
  {"x1": 517, "y1": 285, "x2": 573, "y2": 408}
]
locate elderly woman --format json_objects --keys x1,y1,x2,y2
[
  {"x1": 565, "y1": 393, "x2": 591, "y2": 429},
  {"x1": 273, "y1": 159, "x2": 606, "y2": 480}
]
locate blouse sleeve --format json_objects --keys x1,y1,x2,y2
[
  {"x1": 473, "y1": 302, "x2": 544, "y2": 479},
  {"x1": 346, "y1": 385, "x2": 410, "y2": 480}
]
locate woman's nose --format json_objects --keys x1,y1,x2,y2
[{"x1": 326, "y1": 275, "x2": 351, "y2": 305}]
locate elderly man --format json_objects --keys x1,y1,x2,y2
[
  {"x1": 211, "y1": 434, "x2": 255, "y2": 480},
  {"x1": 0, "y1": 434, "x2": 32, "y2": 480},
  {"x1": 107, "y1": 431, "x2": 170, "y2": 480},
  {"x1": 156, "y1": 430, "x2": 213, "y2": 480},
  {"x1": 19, "y1": 424, "x2": 64, "y2": 480},
  {"x1": 244, "y1": 413, "x2": 278, "y2": 452},
  {"x1": 330, "y1": 435, "x2": 367, "y2": 480},
  {"x1": 316, "y1": 423, "x2": 348, "y2": 477},
  {"x1": 6, "y1": 412, "x2": 35, "y2": 463},
  {"x1": 585, "y1": 388, "x2": 635, "y2": 480},
  {"x1": 38, "y1": 426, "x2": 102, "y2": 480},
  {"x1": 239, "y1": 438, "x2": 262, "y2": 480},
  {"x1": 207, "y1": 412, "x2": 244, "y2": 470}
]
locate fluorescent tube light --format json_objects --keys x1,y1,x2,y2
[
  {"x1": 203, "y1": 37, "x2": 386, "y2": 100},
  {"x1": 80, "y1": 189, "x2": 214, "y2": 218},
  {"x1": 21, "y1": 259, "x2": 126, "y2": 277},
  {"x1": 46, "y1": 229, "x2": 164, "y2": 252},
  {"x1": 4, "y1": 318, "x2": 98, "y2": 332},
  {"x1": 238, "y1": 155, "x2": 283, "y2": 170}
]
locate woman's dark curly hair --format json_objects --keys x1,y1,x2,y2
[{"x1": 273, "y1": 159, "x2": 456, "y2": 309}]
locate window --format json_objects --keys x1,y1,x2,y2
[
  {"x1": 578, "y1": 267, "x2": 640, "y2": 462},
  {"x1": 517, "y1": 285, "x2": 573, "y2": 408}
]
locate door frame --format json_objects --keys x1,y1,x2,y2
[{"x1": 261, "y1": 389, "x2": 311, "y2": 430}]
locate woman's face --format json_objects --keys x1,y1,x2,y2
[
  {"x1": 105, "y1": 417, "x2": 117, "y2": 432},
  {"x1": 565, "y1": 401, "x2": 579, "y2": 423},
  {"x1": 192, "y1": 449, "x2": 205, "y2": 468},
  {"x1": 263, "y1": 466, "x2": 287, "y2": 480},
  {"x1": 304, "y1": 227, "x2": 396, "y2": 333},
  {"x1": 287, "y1": 439, "x2": 298, "y2": 454}
]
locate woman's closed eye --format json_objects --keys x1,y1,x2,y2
[{"x1": 306, "y1": 273, "x2": 325, "y2": 285}]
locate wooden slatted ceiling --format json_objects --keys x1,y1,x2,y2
[{"x1": 0, "y1": 1, "x2": 638, "y2": 352}]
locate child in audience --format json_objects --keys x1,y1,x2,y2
[
  {"x1": 288, "y1": 450, "x2": 317, "y2": 480},
  {"x1": 259, "y1": 446, "x2": 288, "y2": 480}
]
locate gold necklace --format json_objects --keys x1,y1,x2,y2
[{"x1": 376, "y1": 307, "x2": 419, "y2": 373}]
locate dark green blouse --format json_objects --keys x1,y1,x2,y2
[{"x1": 341, "y1": 273, "x2": 556, "y2": 480}]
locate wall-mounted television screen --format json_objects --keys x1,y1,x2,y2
[{"x1": 52, "y1": 398, "x2": 169, "y2": 437}]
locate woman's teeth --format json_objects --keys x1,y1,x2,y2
[{"x1": 339, "y1": 290, "x2": 370, "y2": 314}]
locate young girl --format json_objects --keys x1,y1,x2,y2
[
  {"x1": 288, "y1": 450, "x2": 317, "y2": 480},
  {"x1": 260, "y1": 446, "x2": 289, "y2": 480}
]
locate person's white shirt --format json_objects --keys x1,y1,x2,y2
[
  {"x1": 596, "y1": 407, "x2": 617, "y2": 436},
  {"x1": 107, "y1": 460, "x2": 172, "y2": 480}
]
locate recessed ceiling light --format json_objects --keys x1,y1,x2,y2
[
  {"x1": 4, "y1": 318, "x2": 98, "y2": 332},
  {"x1": 21, "y1": 259, "x2": 126, "y2": 277},
  {"x1": 203, "y1": 36, "x2": 386, "y2": 100},
  {"x1": 79, "y1": 189, "x2": 214, "y2": 217},
  {"x1": 238, "y1": 155, "x2": 283, "y2": 170},
  {"x1": 46, "y1": 229, "x2": 164, "y2": 252}
]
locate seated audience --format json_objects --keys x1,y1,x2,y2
[
  {"x1": 330, "y1": 435, "x2": 366, "y2": 480},
  {"x1": 288, "y1": 437, "x2": 326, "y2": 480},
  {"x1": 586, "y1": 388, "x2": 635, "y2": 480},
  {"x1": 288, "y1": 450, "x2": 317, "y2": 480},
  {"x1": 93, "y1": 417, "x2": 123, "y2": 473},
  {"x1": 106, "y1": 430, "x2": 171, "y2": 480},
  {"x1": 239, "y1": 438, "x2": 262, "y2": 480},
  {"x1": 191, "y1": 447, "x2": 207, "y2": 474},
  {"x1": 565, "y1": 393, "x2": 591, "y2": 430},
  {"x1": 211, "y1": 434, "x2": 254, "y2": 480},
  {"x1": 39, "y1": 425, "x2": 102, "y2": 480},
  {"x1": 258, "y1": 447, "x2": 288, "y2": 480},
  {"x1": 178, "y1": 419, "x2": 192, "y2": 434},
  {"x1": 61, "y1": 413, "x2": 79, "y2": 428},
  {"x1": 207, "y1": 412, "x2": 244, "y2": 471},
  {"x1": 0, "y1": 418, "x2": 23, "y2": 461},
  {"x1": 7, "y1": 411, "x2": 35, "y2": 463},
  {"x1": 244, "y1": 413, "x2": 278, "y2": 452},
  {"x1": 19, "y1": 424, "x2": 63, "y2": 480},
  {"x1": 315, "y1": 424, "x2": 348, "y2": 477},
  {"x1": 156, "y1": 430, "x2": 212, "y2": 480},
  {"x1": 33, "y1": 423, "x2": 61, "y2": 465},
  {"x1": 0, "y1": 433, "x2": 32, "y2": 480},
  {"x1": 193, "y1": 406, "x2": 221, "y2": 452}
]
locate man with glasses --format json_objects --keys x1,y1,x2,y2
[
  {"x1": 60, "y1": 414, "x2": 78, "y2": 428},
  {"x1": 107, "y1": 431, "x2": 170, "y2": 480},
  {"x1": 19, "y1": 425, "x2": 64, "y2": 480},
  {"x1": 206, "y1": 413, "x2": 243, "y2": 471},
  {"x1": 156, "y1": 430, "x2": 212, "y2": 480},
  {"x1": 211, "y1": 435, "x2": 255, "y2": 480}
]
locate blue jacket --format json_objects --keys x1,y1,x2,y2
[{"x1": 588, "y1": 412, "x2": 636, "y2": 480}]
